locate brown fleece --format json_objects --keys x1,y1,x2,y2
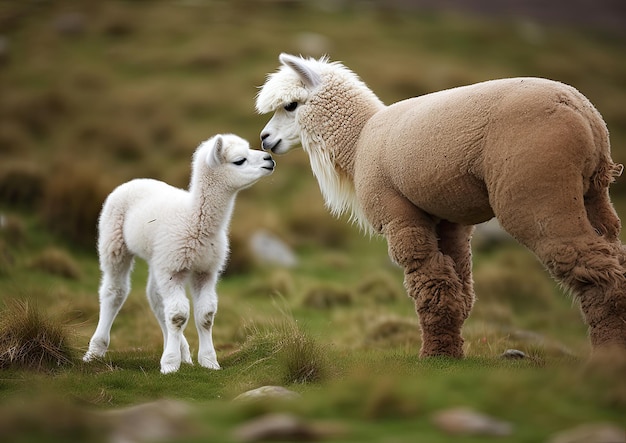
[
  {"x1": 353, "y1": 77, "x2": 626, "y2": 356},
  {"x1": 261, "y1": 56, "x2": 626, "y2": 357}
]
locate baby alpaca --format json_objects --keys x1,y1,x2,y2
[{"x1": 84, "y1": 134, "x2": 275, "y2": 373}]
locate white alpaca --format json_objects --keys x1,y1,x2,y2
[{"x1": 84, "y1": 134, "x2": 275, "y2": 373}]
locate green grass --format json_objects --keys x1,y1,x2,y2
[{"x1": 1, "y1": 1, "x2": 625, "y2": 442}]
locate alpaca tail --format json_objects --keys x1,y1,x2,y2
[
  {"x1": 97, "y1": 191, "x2": 132, "y2": 273},
  {"x1": 584, "y1": 150, "x2": 623, "y2": 243}
]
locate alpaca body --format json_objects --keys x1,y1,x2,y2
[
  {"x1": 257, "y1": 54, "x2": 626, "y2": 357},
  {"x1": 84, "y1": 134, "x2": 274, "y2": 373},
  {"x1": 356, "y1": 77, "x2": 606, "y2": 227},
  {"x1": 109, "y1": 179, "x2": 231, "y2": 275}
]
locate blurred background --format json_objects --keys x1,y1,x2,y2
[
  {"x1": 1, "y1": 0, "x2": 626, "y2": 355},
  {"x1": 2, "y1": 0, "x2": 626, "y2": 353},
  {"x1": 1, "y1": 1, "x2": 625, "y2": 441},
  {"x1": 1, "y1": 0, "x2": 625, "y2": 242}
]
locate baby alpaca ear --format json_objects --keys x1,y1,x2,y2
[
  {"x1": 279, "y1": 53, "x2": 321, "y2": 89},
  {"x1": 208, "y1": 135, "x2": 224, "y2": 167}
]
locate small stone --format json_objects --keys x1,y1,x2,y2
[
  {"x1": 0, "y1": 36, "x2": 9, "y2": 64},
  {"x1": 548, "y1": 422, "x2": 625, "y2": 443},
  {"x1": 431, "y1": 407, "x2": 513, "y2": 437},
  {"x1": 249, "y1": 230, "x2": 297, "y2": 268},
  {"x1": 99, "y1": 399, "x2": 193, "y2": 443},
  {"x1": 501, "y1": 349, "x2": 527, "y2": 359},
  {"x1": 233, "y1": 385, "x2": 301, "y2": 403},
  {"x1": 232, "y1": 413, "x2": 316, "y2": 442},
  {"x1": 53, "y1": 12, "x2": 86, "y2": 36}
]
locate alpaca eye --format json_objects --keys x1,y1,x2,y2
[
  {"x1": 233, "y1": 158, "x2": 246, "y2": 166},
  {"x1": 284, "y1": 102, "x2": 298, "y2": 112}
]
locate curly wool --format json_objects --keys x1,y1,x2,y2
[{"x1": 257, "y1": 54, "x2": 626, "y2": 356}]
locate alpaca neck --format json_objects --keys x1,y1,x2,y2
[
  {"x1": 189, "y1": 172, "x2": 236, "y2": 237},
  {"x1": 300, "y1": 78, "x2": 383, "y2": 233}
]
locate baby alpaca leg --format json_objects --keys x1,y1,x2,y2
[
  {"x1": 156, "y1": 271, "x2": 190, "y2": 374},
  {"x1": 191, "y1": 272, "x2": 220, "y2": 370},
  {"x1": 84, "y1": 254, "x2": 134, "y2": 362},
  {"x1": 383, "y1": 205, "x2": 467, "y2": 358},
  {"x1": 147, "y1": 271, "x2": 192, "y2": 365}
]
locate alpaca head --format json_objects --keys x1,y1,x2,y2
[
  {"x1": 256, "y1": 53, "x2": 380, "y2": 157},
  {"x1": 256, "y1": 53, "x2": 326, "y2": 155},
  {"x1": 194, "y1": 134, "x2": 275, "y2": 190}
]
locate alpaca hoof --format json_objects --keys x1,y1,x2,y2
[
  {"x1": 420, "y1": 335, "x2": 465, "y2": 359},
  {"x1": 160, "y1": 362, "x2": 181, "y2": 374},
  {"x1": 199, "y1": 357, "x2": 220, "y2": 370},
  {"x1": 160, "y1": 354, "x2": 182, "y2": 374},
  {"x1": 83, "y1": 348, "x2": 105, "y2": 362}
]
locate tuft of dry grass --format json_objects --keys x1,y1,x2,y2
[
  {"x1": 362, "y1": 315, "x2": 421, "y2": 350},
  {"x1": 39, "y1": 165, "x2": 109, "y2": 249},
  {"x1": 0, "y1": 298, "x2": 77, "y2": 372},
  {"x1": 302, "y1": 284, "x2": 353, "y2": 309},
  {"x1": 29, "y1": 247, "x2": 82, "y2": 280},
  {"x1": 0, "y1": 161, "x2": 46, "y2": 208},
  {"x1": 355, "y1": 271, "x2": 403, "y2": 304},
  {"x1": 227, "y1": 317, "x2": 330, "y2": 385},
  {"x1": 0, "y1": 213, "x2": 26, "y2": 246}
]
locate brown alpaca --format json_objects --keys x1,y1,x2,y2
[{"x1": 256, "y1": 53, "x2": 626, "y2": 357}]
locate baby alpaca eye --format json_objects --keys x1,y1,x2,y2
[
  {"x1": 233, "y1": 158, "x2": 247, "y2": 166},
  {"x1": 284, "y1": 102, "x2": 298, "y2": 112}
]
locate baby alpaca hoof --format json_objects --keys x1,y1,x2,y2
[
  {"x1": 199, "y1": 357, "x2": 221, "y2": 370},
  {"x1": 160, "y1": 355, "x2": 182, "y2": 374},
  {"x1": 83, "y1": 343, "x2": 107, "y2": 362},
  {"x1": 83, "y1": 350, "x2": 101, "y2": 363},
  {"x1": 160, "y1": 362, "x2": 181, "y2": 374}
]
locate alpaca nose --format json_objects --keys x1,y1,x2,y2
[{"x1": 260, "y1": 132, "x2": 277, "y2": 151}]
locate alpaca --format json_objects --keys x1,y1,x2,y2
[
  {"x1": 84, "y1": 134, "x2": 275, "y2": 373},
  {"x1": 256, "y1": 53, "x2": 626, "y2": 357}
]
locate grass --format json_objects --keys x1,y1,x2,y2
[{"x1": 0, "y1": 1, "x2": 625, "y2": 442}]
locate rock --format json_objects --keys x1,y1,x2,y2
[
  {"x1": 232, "y1": 413, "x2": 344, "y2": 442},
  {"x1": 53, "y1": 12, "x2": 86, "y2": 36},
  {"x1": 548, "y1": 423, "x2": 625, "y2": 443},
  {"x1": 249, "y1": 230, "x2": 297, "y2": 268},
  {"x1": 0, "y1": 36, "x2": 9, "y2": 64},
  {"x1": 233, "y1": 385, "x2": 301, "y2": 403},
  {"x1": 501, "y1": 349, "x2": 527, "y2": 359},
  {"x1": 99, "y1": 399, "x2": 193, "y2": 443},
  {"x1": 431, "y1": 407, "x2": 513, "y2": 437}
]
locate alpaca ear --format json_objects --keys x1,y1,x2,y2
[
  {"x1": 279, "y1": 53, "x2": 321, "y2": 89},
  {"x1": 208, "y1": 135, "x2": 224, "y2": 167}
]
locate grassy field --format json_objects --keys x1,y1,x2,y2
[{"x1": 1, "y1": 1, "x2": 625, "y2": 442}]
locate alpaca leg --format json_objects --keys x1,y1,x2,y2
[
  {"x1": 191, "y1": 272, "x2": 220, "y2": 370},
  {"x1": 583, "y1": 182, "x2": 626, "y2": 269},
  {"x1": 156, "y1": 271, "x2": 190, "y2": 374},
  {"x1": 495, "y1": 172, "x2": 626, "y2": 351},
  {"x1": 535, "y1": 236, "x2": 626, "y2": 349},
  {"x1": 146, "y1": 271, "x2": 192, "y2": 365},
  {"x1": 147, "y1": 271, "x2": 168, "y2": 350},
  {"x1": 437, "y1": 221, "x2": 476, "y2": 321},
  {"x1": 84, "y1": 254, "x2": 134, "y2": 361},
  {"x1": 381, "y1": 195, "x2": 467, "y2": 357}
]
